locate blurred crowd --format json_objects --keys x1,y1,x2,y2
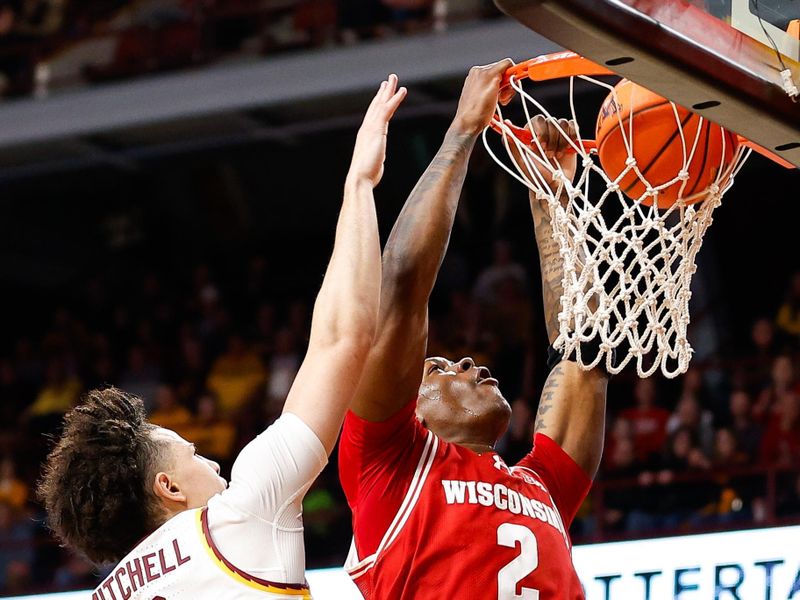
[
  {"x1": 0, "y1": 0, "x2": 498, "y2": 97},
  {"x1": 0, "y1": 236, "x2": 799, "y2": 594}
]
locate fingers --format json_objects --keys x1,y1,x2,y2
[
  {"x1": 382, "y1": 73, "x2": 398, "y2": 100},
  {"x1": 476, "y1": 57, "x2": 514, "y2": 75},
  {"x1": 378, "y1": 74, "x2": 406, "y2": 120},
  {"x1": 499, "y1": 86, "x2": 515, "y2": 106},
  {"x1": 384, "y1": 84, "x2": 407, "y2": 120},
  {"x1": 366, "y1": 79, "x2": 389, "y2": 113},
  {"x1": 363, "y1": 75, "x2": 407, "y2": 127},
  {"x1": 529, "y1": 115, "x2": 578, "y2": 156},
  {"x1": 367, "y1": 74, "x2": 398, "y2": 110}
]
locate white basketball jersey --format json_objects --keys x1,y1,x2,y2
[{"x1": 90, "y1": 413, "x2": 327, "y2": 599}]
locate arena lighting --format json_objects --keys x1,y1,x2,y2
[{"x1": 7, "y1": 525, "x2": 799, "y2": 600}]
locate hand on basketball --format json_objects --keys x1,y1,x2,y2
[
  {"x1": 508, "y1": 115, "x2": 578, "y2": 192},
  {"x1": 452, "y1": 59, "x2": 515, "y2": 135},
  {"x1": 349, "y1": 74, "x2": 407, "y2": 188}
]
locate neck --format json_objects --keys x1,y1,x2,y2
[{"x1": 458, "y1": 442, "x2": 495, "y2": 455}]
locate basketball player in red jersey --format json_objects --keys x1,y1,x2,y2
[{"x1": 338, "y1": 61, "x2": 608, "y2": 599}]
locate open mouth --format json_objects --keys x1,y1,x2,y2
[{"x1": 478, "y1": 377, "x2": 499, "y2": 386}]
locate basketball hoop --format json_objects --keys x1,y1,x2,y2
[{"x1": 482, "y1": 51, "x2": 794, "y2": 378}]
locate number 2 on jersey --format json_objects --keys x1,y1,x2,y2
[{"x1": 496, "y1": 523, "x2": 540, "y2": 599}]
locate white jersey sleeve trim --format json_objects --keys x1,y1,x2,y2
[{"x1": 345, "y1": 431, "x2": 438, "y2": 580}]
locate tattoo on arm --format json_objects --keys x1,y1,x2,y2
[
  {"x1": 531, "y1": 200, "x2": 564, "y2": 344},
  {"x1": 534, "y1": 364, "x2": 562, "y2": 433}
]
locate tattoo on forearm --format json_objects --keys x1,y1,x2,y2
[
  {"x1": 534, "y1": 365, "x2": 563, "y2": 433},
  {"x1": 383, "y1": 131, "x2": 476, "y2": 281},
  {"x1": 531, "y1": 200, "x2": 564, "y2": 343}
]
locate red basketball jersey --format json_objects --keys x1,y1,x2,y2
[{"x1": 339, "y1": 400, "x2": 591, "y2": 599}]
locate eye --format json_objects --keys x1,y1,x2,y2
[{"x1": 427, "y1": 364, "x2": 442, "y2": 375}]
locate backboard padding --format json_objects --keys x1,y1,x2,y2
[{"x1": 494, "y1": 0, "x2": 800, "y2": 167}]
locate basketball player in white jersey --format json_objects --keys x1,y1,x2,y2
[{"x1": 37, "y1": 75, "x2": 407, "y2": 600}]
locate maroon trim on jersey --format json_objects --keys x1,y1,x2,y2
[{"x1": 199, "y1": 508, "x2": 308, "y2": 591}]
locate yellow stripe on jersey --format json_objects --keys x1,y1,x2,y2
[{"x1": 195, "y1": 508, "x2": 312, "y2": 598}]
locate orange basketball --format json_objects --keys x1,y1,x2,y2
[{"x1": 595, "y1": 79, "x2": 739, "y2": 207}]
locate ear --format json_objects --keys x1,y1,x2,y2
[{"x1": 153, "y1": 472, "x2": 187, "y2": 505}]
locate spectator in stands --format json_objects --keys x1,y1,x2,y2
[
  {"x1": 725, "y1": 390, "x2": 762, "y2": 462},
  {"x1": 628, "y1": 426, "x2": 712, "y2": 532},
  {"x1": 666, "y1": 393, "x2": 715, "y2": 456},
  {"x1": 0, "y1": 0, "x2": 68, "y2": 96},
  {"x1": 0, "y1": 2, "x2": 15, "y2": 37},
  {"x1": 183, "y1": 390, "x2": 236, "y2": 464},
  {"x1": 602, "y1": 436, "x2": 645, "y2": 532},
  {"x1": 148, "y1": 383, "x2": 192, "y2": 432},
  {"x1": 381, "y1": 0, "x2": 435, "y2": 31},
  {"x1": 740, "y1": 317, "x2": 778, "y2": 392},
  {"x1": 603, "y1": 415, "x2": 635, "y2": 469},
  {"x1": 339, "y1": 0, "x2": 431, "y2": 42},
  {"x1": 759, "y1": 392, "x2": 800, "y2": 467},
  {"x1": 693, "y1": 427, "x2": 752, "y2": 527},
  {"x1": 0, "y1": 2, "x2": 25, "y2": 95},
  {"x1": 712, "y1": 427, "x2": 748, "y2": 468},
  {"x1": 12, "y1": 0, "x2": 67, "y2": 37},
  {"x1": 472, "y1": 239, "x2": 527, "y2": 304},
  {"x1": 265, "y1": 327, "x2": 300, "y2": 418},
  {"x1": 25, "y1": 357, "x2": 81, "y2": 428},
  {"x1": 115, "y1": 0, "x2": 193, "y2": 28},
  {"x1": 482, "y1": 275, "x2": 532, "y2": 399},
  {"x1": 172, "y1": 333, "x2": 207, "y2": 407},
  {"x1": 194, "y1": 269, "x2": 229, "y2": 353},
  {"x1": 620, "y1": 377, "x2": 670, "y2": 463},
  {"x1": 117, "y1": 345, "x2": 161, "y2": 411},
  {"x1": 498, "y1": 397, "x2": 534, "y2": 464},
  {"x1": 0, "y1": 500, "x2": 34, "y2": 595},
  {"x1": 442, "y1": 290, "x2": 480, "y2": 356},
  {"x1": 52, "y1": 554, "x2": 96, "y2": 590},
  {"x1": 0, "y1": 458, "x2": 27, "y2": 510},
  {"x1": 753, "y1": 354, "x2": 798, "y2": 423},
  {"x1": 206, "y1": 333, "x2": 266, "y2": 416},
  {"x1": 776, "y1": 271, "x2": 800, "y2": 342}
]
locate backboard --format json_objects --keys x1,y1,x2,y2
[{"x1": 494, "y1": 0, "x2": 800, "y2": 167}]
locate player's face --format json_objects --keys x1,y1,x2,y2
[
  {"x1": 152, "y1": 428, "x2": 227, "y2": 508},
  {"x1": 416, "y1": 356, "x2": 511, "y2": 446}
]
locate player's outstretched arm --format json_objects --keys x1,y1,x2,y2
[
  {"x1": 519, "y1": 115, "x2": 609, "y2": 479},
  {"x1": 349, "y1": 60, "x2": 513, "y2": 422},
  {"x1": 282, "y1": 76, "x2": 407, "y2": 453}
]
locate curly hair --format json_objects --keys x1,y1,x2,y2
[{"x1": 37, "y1": 387, "x2": 168, "y2": 565}]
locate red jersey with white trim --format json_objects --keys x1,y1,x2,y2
[{"x1": 339, "y1": 400, "x2": 591, "y2": 599}]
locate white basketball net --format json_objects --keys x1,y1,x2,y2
[{"x1": 483, "y1": 74, "x2": 751, "y2": 378}]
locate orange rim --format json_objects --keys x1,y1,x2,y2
[
  {"x1": 494, "y1": 51, "x2": 609, "y2": 153},
  {"x1": 493, "y1": 51, "x2": 794, "y2": 169},
  {"x1": 500, "y1": 51, "x2": 613, "y2": 89}
]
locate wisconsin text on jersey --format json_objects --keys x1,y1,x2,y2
[
  {"x1": 92, "y1": 539, "x2": 191, "y2": 600},
  {"x1": 441, "y1": 478, "x2": 569, "y2": 542}
]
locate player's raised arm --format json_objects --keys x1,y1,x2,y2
[
  {"x1": 519, "y1": 115, "x2": 609, "y2": 478},
  {"x1": 282, "y1": 76, "x2": 407, "y2": 453},
  {"x1": 350, "y1": 60, "x2": 513, "y2": 422}
]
